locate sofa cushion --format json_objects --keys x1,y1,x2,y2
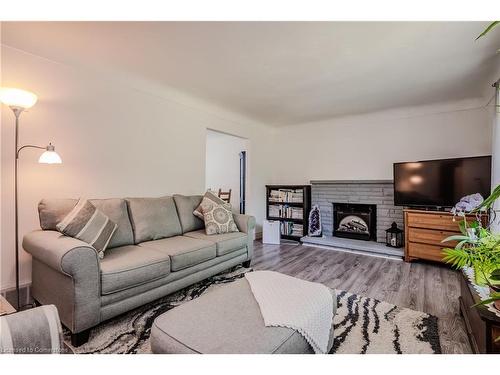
[
  {"x1": 92, "y1": 199, "x2": 134, "y2": 248},
  {"x1": 173, "y1": 195, "x2": 204, "y2": 233},
  {"x1": 126, "y1": 197, "x2": 182, "y2": 244},
  {"x1": 184, "y1": 230, "x2": 247, "y2": 256},
  {"x1": 38, "y1": 198, "x2": 134, "y2": 248},
  {"x1": 139, "y1": 236, "x2": 216, "y2": 271},
  {"x1": 100, "y1": 245, "x2": 170, "y2": 295}
]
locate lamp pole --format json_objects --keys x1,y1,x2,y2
[
  {"x1": 13, "y1": 107, "x2": 23, "y2": 310},
  {"x1": 11, "y1": 107, "x2": 57, "y2": 310},
  {"x1": 0, "y1": 88, "x2": 61, "y2": 309}
]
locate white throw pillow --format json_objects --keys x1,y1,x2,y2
[{"x1": 194, "y1": 191, "x2": 239, "y2": 235}]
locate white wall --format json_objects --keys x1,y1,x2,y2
[
  {"x1": 0, "y1": 39, "x2": 496, "y2": 292},
  {"x1": 0, "y1": 45, "x2": 274, "y2": 291},
  {"x1": 0, "y1": 24, "x2": 3, "y2": 290},
  {"x1": 270, "y1": 99, "x2": 493, "y2": 184},
  {"x1": 205, "y1": 129, "x2": 248, "y2": 211},
  {"x1": 489, "y1": 64, "x2": 500, "y2": 184}
]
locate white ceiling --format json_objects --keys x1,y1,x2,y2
[{"x1": 2, "y1": 22, "x2": 500, "y2": 126}]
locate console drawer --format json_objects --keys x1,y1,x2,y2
[
  {"x1": 406, "y1": 212, "x2": 461, "y2": 231},
  {"x1": 408, "y1": 227, "x2": 458, "y2": 247},
  {"x1": 407, "y1": 242, "x2": 445, "y2": 263}
]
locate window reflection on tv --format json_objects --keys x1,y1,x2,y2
[{"x1": 393, "y1": 156, "x2": 491, "y2": 207}]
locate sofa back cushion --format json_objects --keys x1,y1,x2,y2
[
  {"x1": 38, "y1": 198, "x2": 134, "y2": 248},
  {"x1": 173, "y1": 194, "x2": 204, "y2": 233},
  {"x1": 126, "y1": 197, "x2": 182, "y2": 244}
]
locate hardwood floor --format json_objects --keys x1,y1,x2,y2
[{"x1": 251, "y1": 240, "x2": 472, "y2": 354}]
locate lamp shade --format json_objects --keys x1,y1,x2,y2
[
  {"x1": 38, "y1": 144, "x2": 62, "y2": 164},
  {"x1": 0, "y1": 87, "x2": 38, "y2": 109}
]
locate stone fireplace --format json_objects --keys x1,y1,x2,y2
[
  {"x1": 310, "y1": 180, "x2": 404, "y2": 243},
  {"x1": 332, "y1": 203, "x2": 376, "y2": 241}
]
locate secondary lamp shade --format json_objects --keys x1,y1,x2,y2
[
  {"x1": 38, "y1": 144, "x2": 62, "y2": 164},
  {"x1": 0, "y1": 87, "x2": 38, "y2": 109}
]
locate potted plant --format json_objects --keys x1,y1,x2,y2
[
  {"x1": 442, "y1": 184, "x2": 500, "y2": 311},
  {"x1": 442, "y1": 21, "x2": 500, "y2": 311}
]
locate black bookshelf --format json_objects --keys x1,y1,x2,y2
[{"x1": 265, "y1": 185, "x2": 312, "y2": 242}]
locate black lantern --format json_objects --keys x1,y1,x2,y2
[{"x1": 386, "y1": 222, "x2": 403, "y2": 248}]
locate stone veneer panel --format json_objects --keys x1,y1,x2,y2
[{"x1": 310, "y1": 180, "x2": 404, "y2": 243}]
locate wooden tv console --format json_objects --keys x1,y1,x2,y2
[{"x1": 404, "y1": 209, "x2": 485, "y2": 263}]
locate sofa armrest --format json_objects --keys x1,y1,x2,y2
[
  {"x1": 233, "y1": 214, "x2": 256, "y2": 234},
  {"x1": 233, "y1": 214, "x2": 256, "y2": 262},
  {"x1": 23, "y1": 230, "x2": 99, "y2": 276},
  {"x1": 23, "y1": 230, "x2": 101, "y2": 333}
]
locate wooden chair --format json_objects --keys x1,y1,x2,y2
[{"x1": 218, "y1": 188, "x2": 232, "y2": 203}]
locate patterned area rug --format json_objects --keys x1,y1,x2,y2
[{"x1": 65, "y1": 267, "x2": 441, "y2": 354}]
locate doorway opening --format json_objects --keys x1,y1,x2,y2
[{"x1": 205, "y1": 129, "x2": 249, "y2": 213}]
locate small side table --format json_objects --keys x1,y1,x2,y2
[{"x1": 0, "y1": 295, "x2": 16, "y2": 316}]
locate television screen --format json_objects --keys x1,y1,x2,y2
[{"x1": 393, "y1": 156, "x2": 492, "y2": 207}]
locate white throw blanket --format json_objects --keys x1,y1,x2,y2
[{"x1": 245, "y1": 270, "x2": 334, "y2": 354}]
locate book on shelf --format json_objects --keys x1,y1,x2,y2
[
  {"x1": 268, "y1": 204, "x2": 303, "y2": 219},
  {"x1": 290, "y1": 207, "x2": 303, "y2": 219},
  {"x1": 268, "y1": 188, "x2": 304, "y2": 203},
  {"x1": 280, "y1": 221, "x2": 304, "y2": 237}
]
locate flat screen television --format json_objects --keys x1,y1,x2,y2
[{"x1": 393, "y1": 156, "x2": 492, "y2": 208}]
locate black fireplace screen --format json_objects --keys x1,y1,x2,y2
[{"x1": 332, "y1": 203, "x2": 376, "y2": 241}]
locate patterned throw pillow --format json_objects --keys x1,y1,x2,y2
[
  {"x1": 56, "y1": 198, "x2": 117, "y2": 259},
  {"x1": 195, "y1": 191, "x2": 239, "y2": 235},
  {"x1": 193, "y1": 190, "x2": 218, "y2": 220}
]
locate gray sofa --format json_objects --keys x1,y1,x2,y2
[{"x1": 22, "y1": 195, "x2": 255, "y2": 347}]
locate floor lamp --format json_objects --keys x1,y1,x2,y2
[{"x1": 0, "y1": 87, "x2": 63, "y2": 310}]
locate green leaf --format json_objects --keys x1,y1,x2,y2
[
  {"x1": 458, "y1": 220, "x2": 468, "y2": 235},
  {"x1": 442, "y1": 248, "x2": 474, "y2": 269},
  {"x1": 441, "y1": 235, "x2": 471, "y2": 243},
  {"x1": 479, "y1": 227, "x2": 490, "y2": 239},
  {"x1": 476, "y1": 21, "x2": 500, "y2": 40},
  {"x1": 474, "y1": 184, "x2": 500, "y2": 211},
  {"x1": 472, "y1": 293, "x2": 500, "y2": 307},
  {"x1": 469, "y1": 220, "x2": 481, "y2": 230},
  {"x1": 490, "y1": 269, "x2": 500, "y2": 281}
]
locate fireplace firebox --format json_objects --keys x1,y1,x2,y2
[{"x1": 332, "y1": 203, "x2": 377, "y2": 241}]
